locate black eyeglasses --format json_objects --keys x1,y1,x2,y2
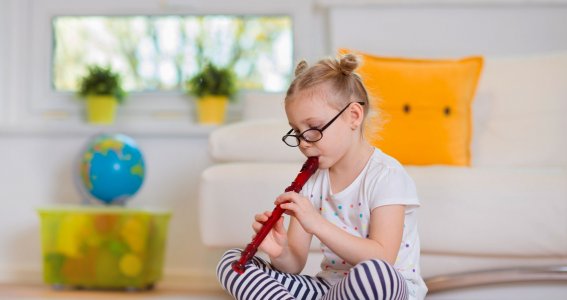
[{"x1": 282, "y1": 101, "x2": 365, "y2": 147}]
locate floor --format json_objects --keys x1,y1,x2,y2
[
  {"x1": 3, "y1": 282, "x2": 567, "y2": 299},
  {"x1": 0, "y1": 284, "x2": 232, "y2": 300}
]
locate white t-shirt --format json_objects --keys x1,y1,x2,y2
[{"x1": 300, "y1": 148, "x2": 427, "y2": 300}]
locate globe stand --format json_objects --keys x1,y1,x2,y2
[{"x1": 80, "y1": 196, "x2": 128, "y2": 207}]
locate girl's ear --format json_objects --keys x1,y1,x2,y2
[{"x1": 349, "y1": 102, "x2": 364, "y2": 130}]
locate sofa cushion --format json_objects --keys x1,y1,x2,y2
[
  {"x1": 208, "y1": 119, "x2": 304, "y2": 163},
  {"x1": 200, "y1": 162, "x2": 567, "y2": 258},
  {"x1": 472, "y1": 51, "x2": 567, "y2": 167},
  {"x1": 410, "y1": 166, "x2": 567, "y2": 257},
  {"x1": 341, "y1": 49, "x2": 483, "y2": 166}
]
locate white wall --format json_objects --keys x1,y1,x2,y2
[
  {"x1": 0, "y1": 0, "x2": 328, "y2": 289},
  {"x1": 329, "y1": 4, "x2": 567, "y2": 57},
  {"x1": 2, "y1": 0, "x2": 567, "y2": 291},
  {"x1": 0, "y1": 0, "x2": 8, "y2": 122}
]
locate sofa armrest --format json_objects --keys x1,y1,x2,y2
[{"x1": 199, "y1": 162, "x2": 321, "y2": 251}]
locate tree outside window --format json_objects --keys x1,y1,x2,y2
[{"x1": 52, "y1": 15, "x2": 292, "y2": 94}]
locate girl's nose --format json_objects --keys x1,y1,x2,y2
[{"x1": 298, "y1": 138, "x2": 312, "y2": 148}]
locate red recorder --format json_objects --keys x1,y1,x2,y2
[{"x1": 232, "y1": 156, "x2": 319, "y2": 274}]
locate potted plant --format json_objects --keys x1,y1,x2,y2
[
  {"x1": 185, "y1": 62, "x2": 237, "y2": 125},
  {"x1": 77, "y1": 65, "x2": 126, "y2": 125}
]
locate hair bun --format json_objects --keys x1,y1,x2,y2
[
  {"x1": 294, "y1": 60, "x2": 309, "y2": 76},
  {"x1": 338, "y1": 53, "x2": 359, "y2": 76}
]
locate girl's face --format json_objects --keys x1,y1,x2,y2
[{"x1": 285, "y1": 92, "x2": 354, "y2": 169}]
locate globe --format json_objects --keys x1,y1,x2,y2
[{"x1": 79, "y1": 133, "x2": 145, "y2": 205}]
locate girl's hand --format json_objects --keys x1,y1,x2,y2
[
  {"x1": 276, "y1": 192, "x2": 322, "y2": 235},
  {"x1": 252, "y1": 211, "x2": 288, "y2": 258}
]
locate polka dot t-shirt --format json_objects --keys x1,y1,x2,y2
[{"x1": 301, "y1": 148, "x2": 427, "y2": 299}]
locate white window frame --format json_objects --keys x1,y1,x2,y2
[{"x1": 5, "y1": 0, "x2": 319, "y2": 129}]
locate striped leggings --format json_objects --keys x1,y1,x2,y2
[{"x1": 217, "y1": 249, "x2": 409, "y2": 300}]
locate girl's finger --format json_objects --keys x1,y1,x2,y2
[
  {"x1": 274, "y1": 191, "x2": 298, "y2": 205},
  {"x1": 255, "y1": 211, "x2": 271, "y2": 222},
  {"x1": 280, "y1": 202, "x2": 297, "y2": 213},
  {"x1": 273, "y1": 216, "x2": 285, "y2": 233}
]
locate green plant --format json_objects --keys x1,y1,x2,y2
[
  {"x1": 185, "y1": 62, "x2": 237, "y2": 99},
  {"x1": 77, "y1": 65, "x2": 126, "y2": 103}
]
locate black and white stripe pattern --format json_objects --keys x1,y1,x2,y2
[{"x1": 217, "y1": 249, "x2": 408, "y2": 300}]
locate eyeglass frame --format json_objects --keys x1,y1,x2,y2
[{"x1": 282, "y1": 101, "x2": 366, "y2": 147}]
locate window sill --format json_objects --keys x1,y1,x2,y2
[
  {"x1": 315, "y1": 0, "x2": 567, "y2": 7},
  {"x1": 0, "y1": 120, "x2": 219, "y2": 138}
]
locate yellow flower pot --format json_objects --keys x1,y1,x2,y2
[
  {"x1": 195, "y1": 95, "x2": 228, "y2": 125},
  {"x1": 86, "y1": 95, "x2": 118, "y2": 125}
]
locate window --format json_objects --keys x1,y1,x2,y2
[
  {"x1": 52, "y1": 15, "x2": 293, "y2": 94},
  {"x1": 15, "y1": 0, "x2": 317, "y2": 128}
]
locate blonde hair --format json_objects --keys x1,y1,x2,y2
[{"x1": 285, "y1": 53, "x2": 381, "y2": 137}]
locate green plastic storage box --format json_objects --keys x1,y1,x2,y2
[{"x1": 37, "y1": 205, "x2": 171, "y2": 290}]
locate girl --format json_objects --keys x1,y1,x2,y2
[{"x1": 217, "y1": 54, "x2": 427, "y2": 300}]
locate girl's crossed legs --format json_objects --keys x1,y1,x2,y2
[{"x1": 217, "y1": 249, "x2": 408, "y2": 300}]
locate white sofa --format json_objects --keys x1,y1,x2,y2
[{"x1": 198, "y1": 53, "x2": 567, "y2": 297}]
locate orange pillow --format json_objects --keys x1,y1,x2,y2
[{"x1": 340, "y1": 49, "x2": 483, "y2": 166}]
